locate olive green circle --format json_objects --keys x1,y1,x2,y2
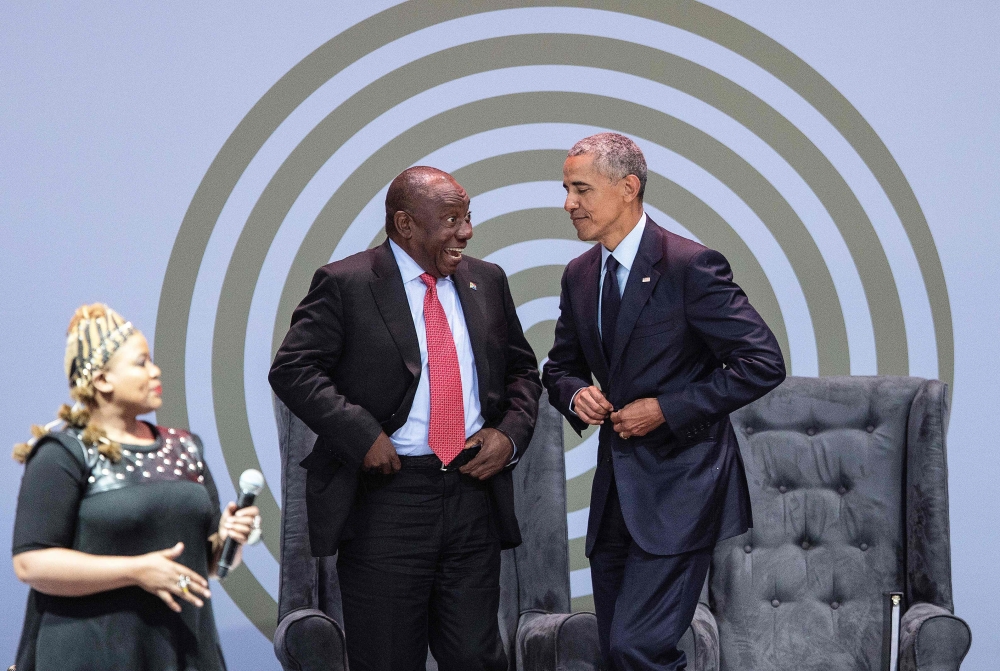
[
  {"x1": 155, "y1": 0, "x2": 951, "y2": 637},
  {"x1": 265, "y1": 92, "x2": 844, "y2": 375}
]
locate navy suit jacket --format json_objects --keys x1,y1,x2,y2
[
  {"x1": 270, "y1": 240, "x2": 542, "y2": 556},
  {"x1": 543, "y1": 219, "x2": 785, "y2": 556}
]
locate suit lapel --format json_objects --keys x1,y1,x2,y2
[
  {"x1": 609, "y1": 220, "x2": 665, "y2": 377},
  {"x1": 369, "y1": 241, "x2": 421, "y2": 380},
  {"x1": 452, "y1": 261, "x2": 491, "y2": 412},
  {"x1": 575, "y1": 246, "x2": 609, "y2": 386}
]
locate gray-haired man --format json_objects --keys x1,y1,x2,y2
[{"x1": 543, "y1": 133, "x2": 785, "y2": 669}]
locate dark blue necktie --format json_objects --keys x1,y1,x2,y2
[{"x1": 601, "y1": 255, "x2": 621, "y2": 363}]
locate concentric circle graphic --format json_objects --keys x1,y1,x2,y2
[{"x1": 155, "y1": 0, "x2": 952, "y2": 636}]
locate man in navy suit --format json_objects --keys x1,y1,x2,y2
[{"x1": 543, "y1": 133, "x2": 785, "y2": 670}]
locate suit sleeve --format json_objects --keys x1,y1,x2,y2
[
  {"x1": 657, "y1": 249, "x2": 786, "y2": 436},
  {"x1": 495, "y1": 268, "x2": 543, "y2": 459},
  {"x1": 268, "y1": 267, "x2": 383, "y2": 467},
  {"x1": 542, "y1": 267, "x2": 593, "y2": 435}
]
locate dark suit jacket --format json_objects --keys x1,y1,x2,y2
[
  {"x1": 543, "y1": 219, "x2": 785, "y2": 557},
  {"x1": 269, "y1": 240, "x2": 542, "y2": 557}
]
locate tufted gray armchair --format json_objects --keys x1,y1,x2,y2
[
  {"x1": 680, "y1": 376, "x2": 971, "y2": 671},
  {"x1": 272, "y1": 390, "x2": 600, "y2": 671}
]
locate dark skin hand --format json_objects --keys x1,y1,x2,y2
[
  {"x1": 573, "y1": 385, "x2": 614, "y2": 425},
  {"x1": 459, "y1": 427, "x2": 514, "y2": 480},
  {"x1": 611, "y1": 398, "x2": 665, "y2": 440},
  {"x1": 362, "y1": 429, "x2": 511, "y2": 478},
  {"x1": 363, "y1": 432, "x2": 401, "y2": 474}
]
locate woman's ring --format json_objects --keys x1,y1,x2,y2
[
  {"x1": 177, "y1": 574, "x2": 191, "y2": 594},
  {"x1": 619, "y1": 431, "x2": 627, "y2": 439}
]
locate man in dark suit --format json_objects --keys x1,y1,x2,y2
[
  {"x1": 543, "y1": 133, "x2": 785, "y2": 670},
  {"x1": 269, "y1": 166, "x2": 542, "y2": 671}
]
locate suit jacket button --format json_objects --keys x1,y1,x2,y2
[
  {"x1": 838, "y1": 486, "x2": 847, "y2": 495},
  {"x1": 807, "y1": 427, "x2": 817, "y2": 436},
  {"x1": 778, "y1": 485, "x2": 788, "y2": 494},
  {"x1": 866, "y1": 425, "x2": 875, "y2": 433},
  {"x1": 831, "y1": 601, "x2": 840, "y2": 610},
  {"x1": 801, "y1": 541, "x2": 810, "y2": 550},
  {"x1": 771, "y1": 599, "x2": 780, "y2": 608},
  {"x1": 745, "y1": 426, "x2": 754, "y2": 435},
  {"x1": 860, "y1": 543, "x2": 869, "y2": 551},
  {"x1": 744, "y1": 544, "x2": 752, "y2": 554}
]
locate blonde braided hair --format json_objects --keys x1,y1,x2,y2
[{"x1": 13, "y1": 304, "x2": 135, "y2": 464}]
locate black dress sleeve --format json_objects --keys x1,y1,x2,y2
[
  {"x1": 190, "y1": 434, "x2": 223, "y2": 536},
  {"x1": 12, "y1": 438, "x2": 87, "y2": 555}
]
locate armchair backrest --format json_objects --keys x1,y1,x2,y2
[
  {"x1": 274, "y1": 397, "x2": 342, "y2": 624},
  {"x1": 713, "y1": 376, "x2": 953, "y2": 670},
  {"x1": 499, "y1": 390, "x2": 571, "y2": 650}
]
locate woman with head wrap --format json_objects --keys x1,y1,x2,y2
[{"x1": 10, "y1": 304, "x2": 260, "y2": 671}]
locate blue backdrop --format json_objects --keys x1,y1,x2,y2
[{"x1": 2, "y1": 2, "x2": 997, "y2": 668}]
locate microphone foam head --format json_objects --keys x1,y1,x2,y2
[{"x1": 238, "y1": 469, "x2": 265, "y2": 496}]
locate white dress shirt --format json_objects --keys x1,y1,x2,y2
[{"x1": 388, "y1": 239, "x2": 485, "y2": 456}]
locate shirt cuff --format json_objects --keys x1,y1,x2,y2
[
  {"x1": 569, "y1": 387, "x2": 586, "y2": 417},
  {"x1": 495, "y1": 427, "x2": 519, "y2": 467}
]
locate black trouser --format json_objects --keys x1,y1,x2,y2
[
  {"x1": 589, "y1": 469, "x2": 713, "y2": 671},
  {"x1": 337, "y1": 454, "x2": 506, "y2": 671}
]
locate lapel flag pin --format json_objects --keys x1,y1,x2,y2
[
  {"x1": 469, "y1": 281, "x2": 477, "y2": 290},
  {"x1": 642, "y1": 277, "x2": 651, "y2": 283}
]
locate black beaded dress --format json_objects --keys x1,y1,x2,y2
[{"x1": 12, "y1": 423, "x2": 227, "y2": 671}]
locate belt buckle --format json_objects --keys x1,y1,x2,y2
[{"x1": 440, "y1": 461, "x2": 449, "y2": 472}]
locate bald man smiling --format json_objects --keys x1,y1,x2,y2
[{"x1": 270, "y1": 167, "x2": 542, "y2": 671}]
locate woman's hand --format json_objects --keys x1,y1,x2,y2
[
  {"x1": 131, "y1": 542, "x2": 211, "y2": 612},
  {"x1": 213, "y1": 503, "x2": 260, "y2": 575},
  {"x1": 219, "y1": 503, "x2": 260, "y2": 545}
]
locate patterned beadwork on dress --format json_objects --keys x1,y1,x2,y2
[{"x1": 81, "y1": 426, "x2": 206, "y2": 497}]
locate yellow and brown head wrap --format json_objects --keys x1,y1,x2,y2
[
  {"x1": 13, "y1": 304, "x2": 135, "y2": 463},
  {"x1": 64, "y1": 304, "x2": 135, "y2": 391}
]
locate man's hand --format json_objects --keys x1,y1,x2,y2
[
  {"x1": 573, "y1": 386, "x2": 614, "y2": 425},
  {"x1": 459, "y1": 428, "x2": 513, "y2": 480},
  {"x1": 362, "y1": 432, "x2": 400, "y2": 474},
  {"x1": 611, "y1": 398, "x2": 665, "y2": 440}
]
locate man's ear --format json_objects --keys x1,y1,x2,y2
[
  {"x1": 621, "y1": 174, "x2": 642, "y2": 204},
  {"x1": 392, "y1": 211, "x2": 413, "y2": 239},
  {"x1": 92, "y1": 371, "x2": 113, "y2": 394}
]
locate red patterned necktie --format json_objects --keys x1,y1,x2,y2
[{"x1": 419, "y1": 273, "x2": 466, "y2": 465}]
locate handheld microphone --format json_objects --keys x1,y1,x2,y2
[{"x1": 217, "y1": 469, "x2": 265, "y2": 579}]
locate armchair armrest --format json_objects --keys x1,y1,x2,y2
[
  {"x1": 515, "y1": 609, "x2": 601, "y2": 670},
  {"x1": 898, "y1": 601, "x2": 971, "y2": 671},
  {"x1": 273, "y1": 608, "x2": 347, "y2": 671},
  {"x1": 677, "y1": 602, "x2": 720, "y2": 671}
]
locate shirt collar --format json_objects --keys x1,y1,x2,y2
[
  {"x1": 388, "y1": 238, "x2": 453, "y2": 285},
  {"x1": 601, "y1": 212, "x2": 647, "y2": 271}
]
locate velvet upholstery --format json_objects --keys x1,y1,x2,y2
[
  {"x1": 687, "y1": 376, "x2": 970, "y2": 671},
  {"x1": 273, "y1": 609, "x2": 347, "y2": 671},
  {"x1": 898, "y1": 602, "x2": 971, "y2": 671},
  {"x1": 516, "y1": 611, "x2": 601, "y2": 671},
  {"x1": 678, "y1": 597, "x2": 720, "y2": 671},
  {"x1": 273, "y1": 390, "x2": 588, "y2": 670}
]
